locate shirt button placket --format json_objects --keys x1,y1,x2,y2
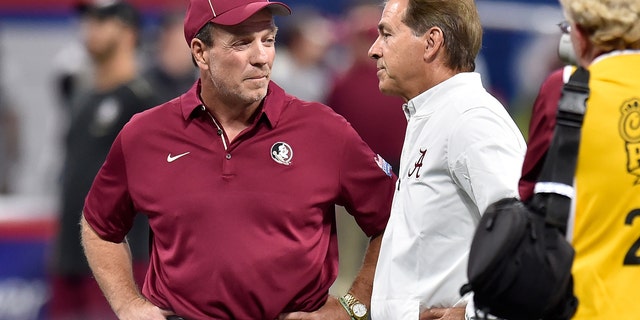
[{"x1": 222, "y1": 152, "x2": 233, "y2": 178}]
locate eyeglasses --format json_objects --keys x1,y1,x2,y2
[{"x1": 558, "y1": 21, "x2": 572, "y2": 34}]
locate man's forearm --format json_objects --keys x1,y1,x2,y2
[
  {"x1": 80, "y1": 215, "x2": 144, "y2": 315},
  {"x1": 346, "y1": 232, "x2": 383, "y2": 306}
]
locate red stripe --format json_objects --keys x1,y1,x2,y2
[{"x1": 0, "y1": 219, "x2": 58, "y2": 240}]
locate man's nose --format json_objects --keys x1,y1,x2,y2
[
  {"x1": 368, "y1": 38, "x2": 381, "y2": 60},
  {"x1": 252, "y1": 42, "x2": 270, "y2": 65}
]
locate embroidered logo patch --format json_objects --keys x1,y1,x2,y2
[
  {"x1": 375, "y1": 154, "x2": 393, "y2": 177},
  {"x1": 620, "y1": 98, "x2": 640, "y2": 184},
  {"x1": 271, "y1": 142, "x2": 293, "y2": 165},
  {"x1": 408, "y1": 148, "x2": 427, "y2": 178}
]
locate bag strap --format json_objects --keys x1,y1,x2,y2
[{"x1": 530, "y1": 67, "x2": 590, "y2": 233}]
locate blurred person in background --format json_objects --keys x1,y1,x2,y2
[
  {"x1": 49, "y1": 1, "x2": 156, "y2": 319},
  {"x1": 367, "y1": 0, "x2": 526, "y2": 319},
  {"x1": 270, "y1": 6, "x2": 335, "y2": 102},
  {"x1": 142, "y1": 10, "x2": 197, "y2": 104},
  {"x1": 327, "y1": 2, "x2": 406, "y2": 175},
  {"x1": 520, "y1": 0, "x2": 640, "y2": 318},
  {"x1": 519, "y1": 17, "x2": 579, "y2": 201},
  {"x1": 325, "y1": 2, "x2": 407, "y2": 297},
  {"x1": 78, "y1": 0, "x2": 395, "y2": 318},
  {"x1": 0, "y1": 90, "x2": 19, "y2": 194},
  {"x1": 52, "y1": 41, "x2": 94, "y2": 116},
  {"x1": 518, "y1": 66, "x2": 567, "y2": 202}
]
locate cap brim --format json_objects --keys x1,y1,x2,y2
[{"x1": 210, "y1": 2, "x2": 291, "y2": 26}]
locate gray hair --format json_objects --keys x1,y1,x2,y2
[
  {"x1": 402, "y1": 0, "x2": 482, "y2": 72},
  {"x1": 560, "y1": 0, "x2": 640, "y2": 50}
]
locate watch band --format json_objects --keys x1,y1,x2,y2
[
  {"x1": 342, "y1": 293, "x2": 369, "y2": 320},
  {"x1": 338, "y1": 295, "x2": 356, "y2": 320}
]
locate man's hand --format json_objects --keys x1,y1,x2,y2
[
  {"x1": 419, "y1": 306, "x2": 466, "y2": 320},
  {"x1": 278, "y1": 296, "x2": 352, "y2": 320},
  {"x1": 115, "y1": 296, "x2": 175, "y2": 320}
]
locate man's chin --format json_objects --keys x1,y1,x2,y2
[
  {"x1": 242, "y1": 90, "x2": 268, "y2": 104},
  {"x1": 378, "y1": 84, "x2": 398, "y2": 97}
]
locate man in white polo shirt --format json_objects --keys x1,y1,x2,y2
[{"x1": 367, "y1": 0, "x2": 526, "y2": 319}]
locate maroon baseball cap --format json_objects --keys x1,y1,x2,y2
[{"x1": 184, "y1": 0, "x2": 292, "y2": 45}]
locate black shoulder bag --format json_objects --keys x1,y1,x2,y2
[{"x1": 460, "y1": 67, "x2": 589, "y2": 320}]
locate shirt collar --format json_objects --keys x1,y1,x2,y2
[
  {"x1": 180, "y1": 80, "x2": 203, "y2": 120},
  {"x1": 591, "y1": 49, "x2": 640, "y2": 66},
  {"x1": 179, "y1": 79, "x2": 288, "y2": 128},
  {"x1": 402, "y1": 72, "x2": 482, "y2": 120}
]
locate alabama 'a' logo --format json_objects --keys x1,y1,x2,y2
[
  {"x1": 620, "y1": 98, "x2": 640, "y2": 185},
  {"x1": 271, "y1": 142, "x2": 293, "y2": 166},
  {"x1": 408, "y1": 149, "x2": 427, "y2": 178}
]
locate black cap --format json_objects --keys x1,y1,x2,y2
[{"x1": 76, "y1": 0, "x2": 141, "y2": 29}]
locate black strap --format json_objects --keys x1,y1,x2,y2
[{"x1": 530, "y1": 67, "x2": 590, "y2": 233}]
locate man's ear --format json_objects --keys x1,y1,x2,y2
[
  {"x1": 190, "y1": 38, "x2": 209, "y2": 68},
  {"x1": 572, "y1": 23, "x2": 592, "y2": 66},
  {"x1": 423, "y1": 26, "x2": 444, "y2": 62}
]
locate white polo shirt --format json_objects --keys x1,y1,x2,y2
[{"x1": 371, "y1": 72, "x2": 526, "y2": 319}]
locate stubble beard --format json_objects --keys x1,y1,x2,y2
[
  {"x1": 210, "y1": 76, "x2": 267, "y2": 106},
  {"x1": 207, "y1": 59, "x2": 271, "y2": 106}
]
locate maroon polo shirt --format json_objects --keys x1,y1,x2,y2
[
  {"x1": 83, "y1": 80, "x2": 395, "y2": 319},
  {"x1": 519, "y1": 68, "x2": 564, "y2": 201}
]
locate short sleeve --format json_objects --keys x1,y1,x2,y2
[
  {"x1": 83, "y1": 133, "x2": 136, "y2": 243},
  {"x1": 337, "y1": 124, "x2": 396, "y2": 237}
]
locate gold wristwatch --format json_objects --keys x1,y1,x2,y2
[{"x1": 342, "y1": 293, "x2": 368, "y2": 320}]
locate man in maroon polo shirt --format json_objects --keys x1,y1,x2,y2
[{"x1": 79, "y1": 0, "x2": 396, "y2": 319}]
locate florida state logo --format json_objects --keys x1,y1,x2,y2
[{"x1": 271, "y1": 142, "x2": 293, "y2": 166}]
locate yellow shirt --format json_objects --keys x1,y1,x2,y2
[{"x1": 570, "y1": 51, "x2": 640, "y2": 319}]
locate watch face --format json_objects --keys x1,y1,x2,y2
[{"x1": 352, "y1": 303, "x2": 367, "y2": 317}]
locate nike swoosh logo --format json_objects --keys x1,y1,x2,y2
[{"x1": 167, "y1": 152, "x2": 190, "y2": 163}]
